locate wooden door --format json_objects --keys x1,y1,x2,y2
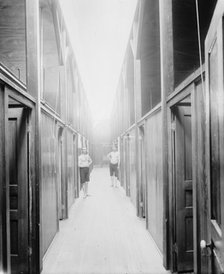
[
  {"x1": 139, "y1": 126, "x2": 146, "y2": 218},
  {"x1": 125, "y1": 136, "x2": 130, "y2": 197},
  {"x1": 204, "y1": 1, "x2": 224, "y2": 273},
  {"x1": 120, "y1": 137, "x2": 125, "y2": 188},
  {"x1": 173, "y1": 104, "x2": 193, "y2": 272},
  {"x1": 73, "y1": 134, "x2": 78, "y2": 199},
  {"x1": 57, "y1": 128, "x2": 67, "y2": 220},
  {"x1": 57, "y1": 128, "x2": 66, "y2": 220},
  {"x1": 57, "y1": 134, "x2": 63, "y2": 220},
  {"x1": 8, "y1": 107, "x2": 29, "y2": 274}
]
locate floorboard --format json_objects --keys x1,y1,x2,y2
[{"x1": 41, "y1": 167, "x2": 170, "y2": 274}]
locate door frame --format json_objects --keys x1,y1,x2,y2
[
  {"x1": 57, "y1": 126, "x2": 67, "y2": 220},
  {"x1": 73, "y1": 133, "x2": 79, "y2": 199},
  {"x1": 167, "y1": 87, "x2": 196, "y2": 272},
  {"x1": 120, "y1": 136, "x2": 125, "y2": 188},
  {"x1": 172, "y1": 100, "x2": 193, "y2": 272},
  {"x1": 124, "y1": 134, "x2": 131, "y2": 197},
  {"x1": 2, "y1": 86, "x2": 37, "y2": 273},
  {"x1": 204, "y1": 2, "x2": 224, "y2": 272},
  {"x1": 138, "y1": 124, "x2": 147, "y2": 220},
  {"x1": 8, "y1": 105, "x2": 30, "y2": 273},
  {"x1": 167, "y1": 76, "x2": 209, "y2": 273}
]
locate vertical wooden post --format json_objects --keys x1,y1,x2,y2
[
  {"x1": 64, "y1": 128, "x2": 68, "y2": 219},
  {"x1": 159, "y1": 0, "x2": 174, "y2": 269},
  {"x1": 134, "y1": 60, "x2": 142, "y2": 121},
  {"x1": 26, "y1": 0, "x2": 41, "y2": 272},
  {"x1": 0, "y1": 87, "x2": 4, "y2": 273},
  {"x1": 134, "y1": 59, "x2": 141, "y2": 217},
  {"x1": 0, "y1": 86, "x2": 10, "y2": 273}
]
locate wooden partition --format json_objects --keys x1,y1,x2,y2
[
  {"x1": 129, "y1": 128, "x2": 137, "y2": 208},
  {"x1": 192, "y1": 79, "x2": 207, "y2": 273},
  {"x1": 0, "y1": 0, "x2": 26, "y2": 83},
  {"x1": 41, "y1": 5, "x2": 62, "y2": 113},
  {"x1": 145, "y1": 108, "x2": 163, "y2": 252},
  {"x1": 122, "y1": 135, "x2": 131, "y2": 196},
  {"x1": 0, "y1": 87, "x2": 5, "y2": 272},
  {"x1": 166, "y1": 69, "x2": 206, "y2": 273},
  {"x1": 41, "y1": 113, "x2": 58, "y2": 256},
  {"x1": 0, "y1": 0, "x2": 91, "y2": 272},
  {"x1": 67, "y1": 130, "x2": 76, "y2": 209},
  {"x1": 0, "y1": 84, "x2": 37, "y2": 273},
  {"x1": 140, "y1": 0, "x2": 161, "y2": 116},
  {"x1": 120, "y1": 136, "x2": 126, "y2": 188},
  {"x1": 119, "y1": 107, "x2": 163, "y2": 253}
]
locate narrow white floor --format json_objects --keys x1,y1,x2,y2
[{"x1": 42, "y1": 167, "x2": 170, "y2": 274}]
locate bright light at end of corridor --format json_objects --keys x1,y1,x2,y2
[
  {"x1": 59, "y1": 0, "x2": 138, "y2": 124},
  {"x1": 88, "y1": 87, "x2": 114, "y2": 124}
]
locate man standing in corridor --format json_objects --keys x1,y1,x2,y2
[
  {"x1": 107, "y1": 145, "x2": 120, "y2": 187},
  {"x1": 78, "y1": 147, "x2": 92, "y2": 198}
]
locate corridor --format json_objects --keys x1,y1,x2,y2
[{"x1": 41, "y1": 168, "x2": 169, "y2": 274}]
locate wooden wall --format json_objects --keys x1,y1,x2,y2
[
  {"x1": 127, "y1": 46, "x2": 135, "y2": 126},
  {"x1": 0, "y1": 87, "x2": 5, "y2": 272},
  {"x1": 192, "y1": 79, "x2": 207, "y2": 273},
  {"x1": 66, "y1": 61, "x2": 76, "y2": 127},
  {"x1": 172, "y1": 0, "x2": 216, "y2": 87},
  {"x1": 0, "y1": 0, "x2": 92, "y2": 272},
  {"x1": 110, "y1": 0, "x2": 163, "y2": 257},
  {"x1": 129, "y1": 128, "x2": 137, "y2": 208},
  {"x1": 120, "y1": 137, "x2": 126, "y2": 189},
  {"x1": 42, "y1": 6, "x2": 62, "y2": 112},
  {"x1": 0, "y1": 0, "x2": 26, "y2": 83},
  {"x1": 42, "y1": 6, "x2": 59, "y2": 68},
  {"x1": 40, "y1": 1, "x2": 93, "y2": 258},
  {"x1": 67, "y1": 130, "x2": 77, "y2": 210},
  {"x1": 110, "y1": 1, "x2": 219, "y2": 272},
  {"x1": 41, "y1": 113, "x2": 58, "y2": 256},
  {"x1": 145, "y1": 109, "x2": 163, "y2": 252},
  {"x1": 140, "y1": 0, "x2": 160, "y2": 116},
  {"x1": 43, "y1": 65, "x2": 61, "y2": 112}
]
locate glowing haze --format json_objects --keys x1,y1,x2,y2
[{"x1": 59, "y1": 0, "x2": 138, "y2": 124}]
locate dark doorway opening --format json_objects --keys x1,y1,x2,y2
[
  {"x1": 8, "y1": 98, "x2": 30, "y2": 273},
  {"x1": 138, "y1": 125, "x2": 146, "y2": 220},
  {"x1": 171, "y1": 97, "x2": 193, "y2": 273}
]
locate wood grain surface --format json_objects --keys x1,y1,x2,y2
[{"x1": 42, "y1": 167, "x2": 170, "y2": 274}]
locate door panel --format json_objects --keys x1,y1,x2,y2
[
  {"x1": 57, "y1": 135, "x2": 62, "y2": 220},
  {"x1": 57, "y1": 128, "x2": 67, "y2": 220},
  {"x1": 139, "y1": 126, "x2": 146, "y2": 218},
  {"x1": 205, "y1": 1, "x2": 224, "y2": 273},
  {"x1": 174, "y1": 104, "x2": 193, "y2": 272},
  {"x1": 73, "y1": 134, "x2": 78, "y2": 199},
  {"x1": 125, "y1": 136, "x2": 130, "y2": 197},
  {"x1": 8, "y1": 108, "x2": 29, "y2": 274},
  {"x1": 121, "y1": 137, "x2": 126, "y2": 188}
]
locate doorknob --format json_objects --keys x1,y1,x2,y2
[{"x1": 200, "y1": 240, "x2": 212, "y2": 250}]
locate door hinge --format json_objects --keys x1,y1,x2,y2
[{"x1": 173, "y1": 243, "x2": 178, "y2": 254}]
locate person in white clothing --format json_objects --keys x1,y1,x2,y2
[
  {"x1": 107, "y1": 145, "x2": 120, "y2": 187},
  {"x1": 78, "y1": 147, "x2": 92, "y2": 198}
]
